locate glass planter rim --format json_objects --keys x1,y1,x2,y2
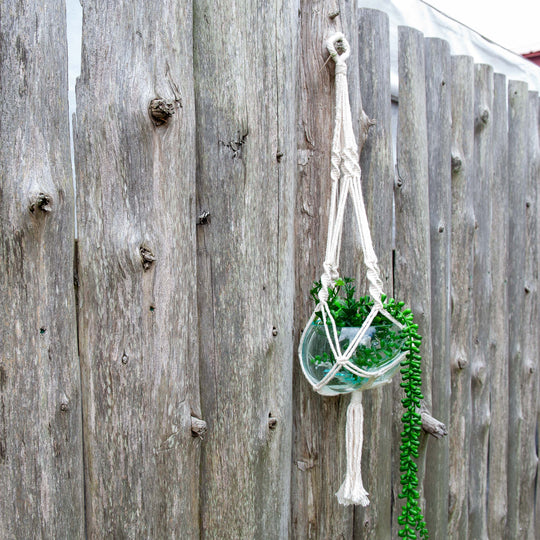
[{"x1": 299, "y1": 304, "x2": 407, "y2": 393}]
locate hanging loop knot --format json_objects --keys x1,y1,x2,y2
[
  {"x1": 326, "y1": 32, "x2": 351, "y2": 64},
  {"x1": 335, "y1": 63, "x2": 347, "y2": 76}
]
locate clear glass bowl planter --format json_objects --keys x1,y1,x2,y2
[{"x1": 300, "y1": 321, "x2": 408, "y2": 396}]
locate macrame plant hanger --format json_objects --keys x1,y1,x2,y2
[
  {"x1": 299, "y1": 34, "x2": 428, "y2": 537},
  {"x1": 298, "y1": 33, "x2": 406, "y2": 507}
]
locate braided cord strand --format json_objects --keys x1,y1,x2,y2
[{"x1": 319, "y1": 33, "x2": 384, "y2": 308}]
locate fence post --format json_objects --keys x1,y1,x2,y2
[
  {"x1": 193, "y1": 0, "x2": 297, "y2": 537},
  {"x1": 75, "y1": 1, "x2": 200, "y2": 536},
  {"x1": 506, "y1": 79, "x2": 529, "y2": 539},
  {"x1": 469, "y1": 62, "x2": 494, "y2": 539},
  {"x1": 290, "y1": 2, "x2": 355, "y2": 538},
  {"x1": 353, "y1": 8, "x2": 394, "y2": 539},
  {"x1": 487, "y1": 72, "x2": 509, "y2": 538},
  {"x1": 394, "y1": 25, "x2": 432, "y2": 536},
  {"x1": 448, "y1": 54, "x2": 475, "y2": 539},
  {"x1": 424, "y1": 36, "x2": 452, "y2": 538},
  {"x1": 0, "y1": 1, "x2": 84, "y2": 537},
  {"x1": 518, "y1": 90, "x2": 540, "y2": 538}
]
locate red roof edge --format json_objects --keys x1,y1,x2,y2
[{"x1": 522, "y1": 51, "x2": 540, "y2": 67}]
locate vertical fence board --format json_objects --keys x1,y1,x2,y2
[
  {"x1": 424, "y1": 37, "x2": 452, "y2": 538},
  {"x1": 487, "y1": 72, "x2": 509, "y2": 539},
  {"x1": 292, "y1": 2, "x2": 354, "y2": 537},
  {"x1": 75, "y1": 1, "x2": 200, "y2": 536},
  {"x1": 193, "y1": 0, "x2": 297, "y2": 537},
  {"x1": 506, "y1": 79, "x2": 529, "y2": 539},
  {"x1": 394, "y1": 25, "x2": 432, "y2": 536},
  {"x1": 448, "y1": 55, "x2": 475, "y2": 539},
  {"x1": 536, "y1": 96, "x2": 540, "y2": 538},
  {"x1": 469, "y1": 63, "x2": 494, "y2": 540},
  {"x1": 518, "y1": 90, "x2": 540, "y2": 539},
  {"x1": 353, "y1": 8, "x2": 394, "y2": 539},
  {"x1": 0, "y1": 1, "x2": 84, "y2": 538}
]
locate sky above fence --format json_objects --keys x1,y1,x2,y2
[{"x1": 425, "y1": 0, "x2": 540, "y2": 53}]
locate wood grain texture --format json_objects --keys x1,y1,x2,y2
[
  {"x1": 469, "y1": 63, "x2": 494, "y2": 540},
  {"x1": 193, "y1": 0, "x2": 297, "y2": 537},
  {"x1": 518, "y1": 91, "x2": 539, "y2": 540},
  {"x1": 424, "y1": 37, "x2": 451, "y2": 539},
  {"x1": 75, "y1": 1, "x2": 200, "y2": 536},
  {"x1": 394, "y1": 25, "x2": 433, "y2": 537},
  {"x1": 506, "y1": 79, "x2": 529, "y2": 540},
  {"x1": 0, "y1": 1, "x2": 84, "y2": 538},
  {"x1": 448, "y1": 55, "x2": 475, "y2": 540},
  {"x1": 353, "y1": 9, "x2": 394, "y2": 539},
  {"x1": 487, "y1": 72, "x2": 509, "y2": 539}
]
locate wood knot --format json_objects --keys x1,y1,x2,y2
[
  {"x1": 60, "y1": 402, "x2": 69, "y2": 412},
  {"x1": 149, "y1": 98, "x2": 176, "y2": 126},
  {"x1": 197, "y1": 211, "x2": 211, "y2": 225},
  {"x1": 0, "y1": 365, "x2": 6, "y2": 391},
  {"x1": 328, "y1": 10, "x2": 340, "y2": 19},
  {"x1": 121, "y1": 352, "x2": 129, "y2": 365},
  {"x1": 29, "y1": 192, "x2": 53, "y2": 214},
  {"x1": 438, "y1": 223, "x2": 445, "y2": 233},
  {"x1": 456, "y1": 356, "x2": 468, "y2": 370},
  {"x1": 191, "y1": 416, "x2": 207, "y2": 439},
  {"x1": 480, "y1": 108, "x2": 490, "y2": 124},
  {"x1": 276, "y1": 151, "x2": 284, "y2": 162},
  {"x1": 296, "y1": 459, "x2": 315, "y2": 471},
  {"x1": 139, "y1": 246, "x2": 156, "y2": 270},
  {"x1": 272, "y1": 327, "x2": 278, "y2": 337},
  {"x1": 268, "y1": 413, "x2": 277, "y2": 430},
  {"x1": 451, "y1": 154, "x2": 462, "y2": 174}
]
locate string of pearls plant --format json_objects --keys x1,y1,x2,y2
[{"x1": 308, "y1": 278, "x2": 428, "y2": 539}]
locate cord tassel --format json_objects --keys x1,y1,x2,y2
[{"x1": 336, "y1": 390, "x2": 369, "y2": 506}]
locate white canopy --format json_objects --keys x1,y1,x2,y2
[{"x1": 358, "y1": 0, "x2": 540, "y2": 95}]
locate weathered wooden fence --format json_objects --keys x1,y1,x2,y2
[{"x1": 1, "y1": 1, "x2": 539, "y2": 538}]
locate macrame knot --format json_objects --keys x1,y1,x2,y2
[
  {"x1": 319, "y1": 262, "x2": 339, "y2": 302},
  {"x1": 336, "y1": 356, "x2": 348, "y2": 366},
  {"x1": 323, "y1": 262, "x2": 339, "y2": 281},
  {"x1": 318, "y1": 288, "x2": 329, "y2": 303},
  {"x1": 335, "y1": 62, "x2": 347, "y2": 76}
]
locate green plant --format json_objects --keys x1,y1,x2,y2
[
  {"x1": 311, "y1": 277, "x2": 428, "y2": 539},
  {"x1": 396, "y1": 313, "x2": 428, "y2": 539}
]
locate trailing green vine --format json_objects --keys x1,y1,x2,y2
[
  {"x1": 311, "y1": 278, "x2": 428, "y2": 539},
  {"x1": 392, "y1": 303, "x2": 429, "y2": 539}
]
